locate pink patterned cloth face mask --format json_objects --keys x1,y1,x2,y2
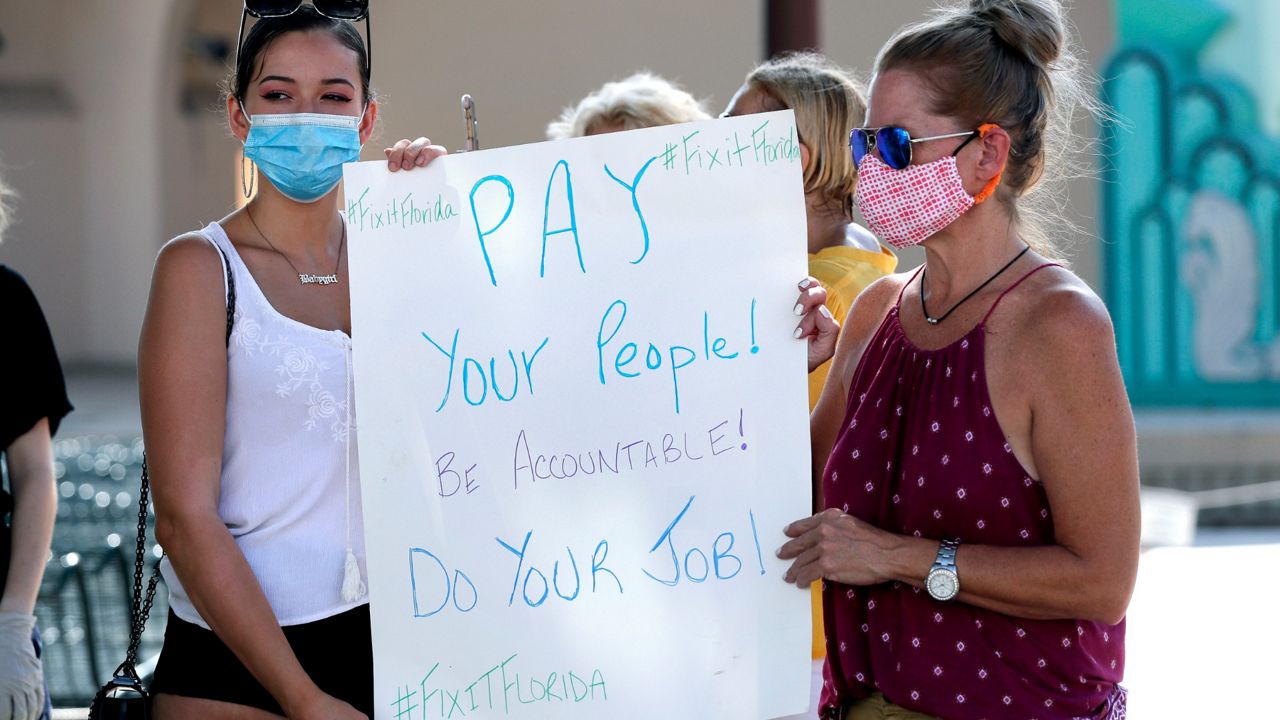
[{"x1": 855, "y1": 152, "x2": 981, "y2": 249}]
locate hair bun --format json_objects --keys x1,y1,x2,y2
[{"x1": 969, "y1": 0, "x2": 1065, "y2": 68}]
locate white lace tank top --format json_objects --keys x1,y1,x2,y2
[{"x1": 161, "y1": 221, "x2": 366, "y2": 629}]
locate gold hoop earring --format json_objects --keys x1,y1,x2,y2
[{"x1": 241, "y1": 150, "x2": 256, "y2": 199}]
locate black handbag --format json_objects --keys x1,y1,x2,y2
[{"x1": 89, "y1": 245, "x2": 236, "y2": 720}]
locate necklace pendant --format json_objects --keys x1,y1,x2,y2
[
  {"x1": 926, "y1": 316, "x2": 940, "y2": 326},
  {"x1": 299, "y1": 273, "x2": 339, "y2": 286}
]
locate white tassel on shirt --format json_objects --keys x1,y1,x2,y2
[
  {"x1": 341, "y1": 547, "x2": 366, "y2": 602},
  {"x1": 340, "y1": 348, "x2": 366, "y2": 605}
]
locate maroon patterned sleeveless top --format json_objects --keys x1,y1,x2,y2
[{"x1": 818, "y1": 265, "x2": 1126, "y2": 720}]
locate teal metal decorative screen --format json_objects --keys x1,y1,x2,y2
[{"x1": 1102, "y1": 6, "x2": 1280, "y2": 406}]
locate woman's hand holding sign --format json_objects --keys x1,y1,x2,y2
[
  {"x1": 794, "y1": 277, "x2": 839, "y2": 372},
  {"x1": 777, "y1": 508, "x2": 919, "y2": 588},
  {"x1": 385, "y1": 136, "x2": 448, "y2": 171}
]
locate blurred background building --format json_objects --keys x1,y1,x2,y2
[
  {"x1": 0, "y1": 0, "x2": 1112, "y2": 368},
  {"x1": 1, "y1": 0, "x2": 1276, "y2": 715}
]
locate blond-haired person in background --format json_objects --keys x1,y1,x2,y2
[
  {"x1": 547, "y1": 71, "x2": 710, "y2": 139},
  {"x1": 726, "y1": 54, "x2": 897, "y2": 386},
  {"x1": 723, "y1": 51, "x2": 897, "y2": 713}
]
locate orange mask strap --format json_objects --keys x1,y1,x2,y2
[{"x1": 972, "y1": 123, "x2": 1003, "y2": 204}]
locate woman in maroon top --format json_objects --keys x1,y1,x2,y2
[{"x1": 780, "y1": 1, "x2": 1140, "y2": 718}]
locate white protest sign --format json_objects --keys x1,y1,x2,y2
[{"x1": 344, "y1": 111, "x2": 812, "y2": 720}]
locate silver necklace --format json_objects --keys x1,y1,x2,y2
[{"x1": 245, "y1": 207, "x2": 345, "y2": 286}]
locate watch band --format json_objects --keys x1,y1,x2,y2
[{"x1": 934, "y1": 539, "x2": 959, "y2": 569}]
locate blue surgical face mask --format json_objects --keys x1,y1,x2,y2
[{"x1": 241, "y1": 106, "x2": 364, "y2": 203}]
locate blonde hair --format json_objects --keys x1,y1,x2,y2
[
  {"x1": 547, "y1": 72, "x2": 710, "y2": 139},
  {"x1": 744, "y1": 52, "x2": 867, "y2": 214},
  {"x1": 875, "y1": 0, "x2": 1101, "y2": 258}
]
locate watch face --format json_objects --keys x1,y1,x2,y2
[{"x1": 927, "y1": 569, "x2": 958, "y2": 600}]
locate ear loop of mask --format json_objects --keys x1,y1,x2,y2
[
  {"x1": 971, "y1": 123, "x2": 1003, "y2": 205},
  {"x1": 355, "y1": 103, "x2": 369, "y2": 139},
  {"x1": 238, "y1": 100, "x2": 256, "y2": 199},
  {"x1": 241, "y1": 152, "x2": 256, "y2": 199}
]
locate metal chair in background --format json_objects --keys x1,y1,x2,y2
[{"x1": 40, "y1": 436, "x2": 168, "y2": 708}]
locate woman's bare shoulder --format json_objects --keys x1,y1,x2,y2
[
  {"x1": 1026, "y1": 267, "x2": 1112, "y2": 341},
  {"x1": 829, "y1": 268, "x2": 915, "y2": 376},
  {"x1": 144, "y1": 231, "x2": 228, "y2": 330},
  {"x1": 845, "y1": 268, "x2": 914, "y2": 331},
  {"x1": 154, "y1": 232, "x2": 223, "y2": 281},
  {"x1": 1003, "y1": 266, "x2": 1118, "y2": 381}
]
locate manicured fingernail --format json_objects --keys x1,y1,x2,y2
[
  {"x1": 793, "y1": 326, "x2": 804, "y2": 339},
  {"x1": 793, "y1": 303, "x2": 804, "y2": 316},
  {"x1": 799, "y1": 278, "x2": 812, "y2": 289},
  {"x1": 819, "y1": 305, "x2": 834, "y2": 319}
]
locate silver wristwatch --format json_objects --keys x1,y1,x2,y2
[{"x1": 926, "y1": 539, "x2": 961, "y2": 601}]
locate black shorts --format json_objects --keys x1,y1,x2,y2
[{"x1": 150, "y1": 604, "x2": 373, "y2": 717}]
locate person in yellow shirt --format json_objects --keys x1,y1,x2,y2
[
  {"x1": 806, "y1": 240, "x2": 896, "y2": 403},
  {"x1": 724, "y1": 54, "x2": 896, "y2": 409},
  {"x1": 723, "y1": 51, "x2": 896, "y2": 698}
]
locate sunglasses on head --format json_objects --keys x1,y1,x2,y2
[
  {"x1": 237, "y1": 1, "x2": 372, "y2": 77},
  {"x1": 850, "y1": 126, "x2": 983, "y2": 170}
]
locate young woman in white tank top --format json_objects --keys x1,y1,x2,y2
[{"x1": 137, "y1": 6, "x2": 443, "y2": 719}]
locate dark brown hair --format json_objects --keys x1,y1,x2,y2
[{"x1": 232, "y1": 5, "x2": 371, "y2": 104}]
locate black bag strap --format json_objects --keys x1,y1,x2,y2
[{"x1": 115, "y1": 242, "x2": 236, "y2": 681}]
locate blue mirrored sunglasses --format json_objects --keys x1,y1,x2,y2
[{"x1": 850, "y1": 126, "x2": 981, "y2": 170}]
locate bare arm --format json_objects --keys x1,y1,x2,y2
[
  {"x1": 139, "y1": 236, "x2": 334, "y2": 717},
  {"x1": 1, "y1": 419, "x2": 57, "y2": 615},
  {"x1": 946, "y1": 287, "x2": 1140, "y2": 622},
  {"x1": 783, "y1": 285, "x2": 1141, "y2": 624}
]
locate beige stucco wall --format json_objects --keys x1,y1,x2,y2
[
  {"x1": 0, "y1": 0, "x2": 1115, "y2": 365},
  {"x1": 1, "y1": 1, "x2": 174, "y2": 363}
]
